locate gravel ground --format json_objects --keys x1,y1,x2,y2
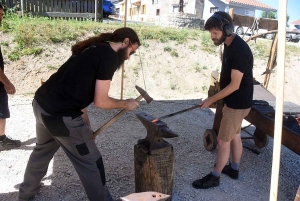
[{"x1": 0, "y1": 95, "x2": 299, "y2": 201}]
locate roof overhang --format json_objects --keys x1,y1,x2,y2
[
  {"x1": 229, "y1": 2, "x2": 277, "y2": 12},
  {"x1": 131, "y1": 0, "x2": 141, "y2": 6},
  {"x1": 219, "y1": 0, "x2": 277, "y2": 12}
]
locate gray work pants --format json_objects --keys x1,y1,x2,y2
[{"x1": 19, "y1": 99, "x2": 113, "y2": 201}]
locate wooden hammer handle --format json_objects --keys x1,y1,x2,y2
[{"x1": 93, "y1": 95, "x2": 143, "y2": 138}]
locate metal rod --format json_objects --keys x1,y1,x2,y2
[{"x1": 156, "y1": 105, "x2": 200, "y2": 121}]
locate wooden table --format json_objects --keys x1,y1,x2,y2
[
  {"x1": 244, "y1": 84, "x2": 300, "y2": 155},
  {"x1": 204, "y1": 82, "x2": 300, "y2": 156}
]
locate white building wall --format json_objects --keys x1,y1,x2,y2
[
  {"x1": 202, "y1": 0, "x2": 226, "y2": 22},
  {"x1": 117, "y1": 0, "x2": 200, "y2": 22},
  {"x1": 202, "y1": 0, "x2": 256, "y2": 23},
  {"x1": 230, "y1": 5, "x2": 255, "y2": 17}
]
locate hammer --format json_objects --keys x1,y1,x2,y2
[{"x1": 93, "y1": 85, "x2": 153, "y2": 138}]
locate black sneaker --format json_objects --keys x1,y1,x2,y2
[
  {"x1": 192, "y1": 173, "x2": 220, "y2": 189},
  {"x1": 222, "y1": 163, "x2": 239, "y2": 179},
  {"x1": 0, "y1": 136, "x2": 21, "y2": 151}
]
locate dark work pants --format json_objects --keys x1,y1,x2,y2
[{"x1": 19, "y1": 99, "x2": 113, "y2": 201}]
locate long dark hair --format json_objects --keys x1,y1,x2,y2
[{"x1": 71, "y1": 27, "x2": 141, "y2": 55}]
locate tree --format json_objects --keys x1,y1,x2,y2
[{"x1": 261, "y1": 11, "x2": 277, "y2": 19}]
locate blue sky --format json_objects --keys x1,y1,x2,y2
[{"x1": 255, "y1": 0, "x2": 299, "y2": 23}]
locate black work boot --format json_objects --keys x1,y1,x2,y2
[
  {"x1": 222, "y1": 163, "x2": 239, "y2": 179},
  {"x1": 0, "y1": 136, "x2": 21, "y2": 151},
  {"x1": 192, "y1": 173, "x2": 220, "y2": 189}
]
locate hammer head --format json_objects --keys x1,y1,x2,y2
[{"x1": 135, "y1": 85, "x2": 153, "y2": 103}]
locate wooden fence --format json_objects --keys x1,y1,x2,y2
[{"x1": 1, "y1": 0, "x2": 103, "y2": 21}]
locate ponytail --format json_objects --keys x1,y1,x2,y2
[{"x1": 71, "y1": 27, "x2": 140, "y2": 55}]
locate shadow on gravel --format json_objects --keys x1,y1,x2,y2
[{"x1": 19, "y1": 138, "x2": 37, "y2": 151}]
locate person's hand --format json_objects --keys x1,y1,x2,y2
[
  {"x1": 124, "y1": 99, "x2": 139, "y2": 111},
  {"x1": 4, "y1": 82, "x2": 16, "y2": 94},
  {"x1": 120, "y1": 191, "x2": 170, "y2": 201},
  {"x1": 199, "y1": 98, "x2": 213, "y2": 109}
]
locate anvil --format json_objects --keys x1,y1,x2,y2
[{"x1": 136, "y1": 112, "x2": 178, "y2": 151}]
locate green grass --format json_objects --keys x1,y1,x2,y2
[
  {"x1": 248, "y1": 38, "x2": 300, "y2": 60},
  {"x1": 286, "y1": 44, "x2": 300, "y2": 58},
  {"x1": 248, "y1": 40, "x2": 271, "y2": 59},
  {"x1": 0, "y1": 41, "x2": 9, "y2": 46},
  {"x1": 22, "y1": 47, "x2": 43, "y2": 56},
  {"x1": 194, "y1": 62, "x2": 202, "y2": 73},
  {"x1": 47, "y1": 65, "x2": 58, "y2": 70},
  {"x1": 189, "y1": 44, "x2": 198, "y2": 51},
  {"x1": 1, "y1": 12, "x2": 201, "y2": 45},
  {"x1": 200, "y1": 31, "x2": 216, "y2": 53},
  {"x1": 170, "y1": 50, "x2": 178, "y2": 57},
  {"x1": 1, "y1": 12, "x2": 300, "y2": 62},
  {"x1": 164, "y1": 46, "x2": 172, "y2": 52},
  {"x1": 7, "y1": 47, "x2": 43, "y2": 61}
]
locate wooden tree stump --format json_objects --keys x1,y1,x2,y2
[{"x1": 134, "y1": 142, "x2": 174, "y2": 201}]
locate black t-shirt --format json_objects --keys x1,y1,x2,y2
[
  {"x1": 220, "y1": 35, "x2": 253, "y2": 109},
  {"x1": 0, "y1": 46, "x2": 4, "y2": 88},
  {"x1": 34, "y1": 43, "x2": 119, "y2": 116}
]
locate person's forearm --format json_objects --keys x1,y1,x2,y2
[
  {"x1": 94, "y1": 96, "x2": 127, "y2": 110},
  {"x1": 210, "y1": 83, "x2": 238, "y2": 103},
  {"x1": 0, "y1": 68, "x2": 12, "y2": 86}
]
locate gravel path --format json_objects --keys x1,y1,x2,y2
[{"x1": 0, "y1": 95, "x2": 299, "y2": 201}]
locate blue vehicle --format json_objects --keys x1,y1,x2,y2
[
  {"x1": 103, "y1": 0, "x2": 116, "y2": 18},
  {"x1": 71, "y1": 0, "x2": 115, "y2": 18}
]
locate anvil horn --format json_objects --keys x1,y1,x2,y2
[{"x1": 159, "y1": 127, "x2": 179, "y2": 138}]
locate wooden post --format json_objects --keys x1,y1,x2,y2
[
  {"x1": 269, "y1": 0, "x2": 287, "y2": 200},
  {"x1": 134, "y1": 143, "x2": 174, "y2": 201},
  {"x1": 94, "y1": 0, "x2": 97, "y2": 21},
  {"x1": 21, "y1": 0, "x2": 24, "y2": 16},
  {"x1": 263, "y1": 33, "x2": 278, "y2": 89},
  {"x1": 120, "y1": 0, "x2": 128, "y2": 99},
  {"x1": 229, "y1": 8, "x2": 234, "y2": 19}
]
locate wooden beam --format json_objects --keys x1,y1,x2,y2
[
  {"x1": 269, "y1": 0, "x2": 287, "y2": 200},
  {"x1": 263, "y1": 33, "x2": 278, "y2": 89},
  {"x1": 229, "y1": 8, "x2": 234, "y2": 19}
]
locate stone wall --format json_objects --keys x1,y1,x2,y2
[{"x1": 155, "y1": 13, "x2": 205, "y2": 29}]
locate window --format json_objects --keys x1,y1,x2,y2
[
  {"x1": 141, "y1": 5, "x2": 146, "y2": 14},
  {"x1": 156, "y1": 9, "x2": 160, "y2": 16},
  {"x1": 210, "y1": 7, "x2": 218, "y2": 13},
  {"x1": 152, "y1": 0, "x2": 158, "y2": 4},
  {"x1": 173, "y1": 5, "x2": 185, "y2": 13},
  {"x1": 173, "y1": 6, "x2": 179, "y2": 13},
  {"x1": 133, "y1": 7, "x2": 137, "y2": 15},
  {"x1": 122, "y1": 3, "x2": 124, "y2": 12},
  {"x1": 245, "y1": 10, "x2": 254, "y2": 16}
]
